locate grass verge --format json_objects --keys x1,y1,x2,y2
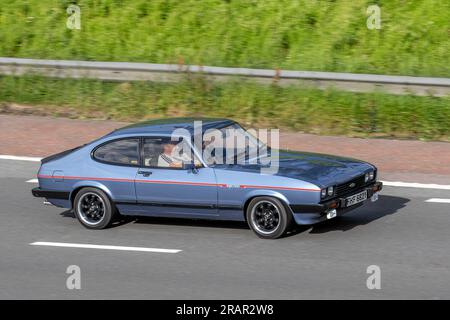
[
  {"x1": 0, "y1": 74, "x2": 449, "y2": 141},
  {"x1": 0, "y1": 0, "x2": 449, "y2": 77}
]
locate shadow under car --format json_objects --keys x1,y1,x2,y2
[{"x1": 59, "y1": 195, "x2": 409, "y2": 237}]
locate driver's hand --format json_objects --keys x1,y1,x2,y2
[{"x1": 170, "y1": 162, "x2": 182, "y2": 168}]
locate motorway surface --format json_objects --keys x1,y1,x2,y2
[{"x1": 1, "y1": 158, "x2": 449, "y2": 299}]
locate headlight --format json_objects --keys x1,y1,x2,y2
[
  {"x1": 327, "y1": 186, "x2": 334, "y2": 196},
  {"x1": 321, "y1": 186, "x2": 334, "y2": 198},
  {"x1": 365, "y1": 171, "x2": 375, "y2": 182}
]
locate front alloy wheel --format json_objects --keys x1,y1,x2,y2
[{"x1": 246, "y1": 197, "x2": 292, "y2": 239}]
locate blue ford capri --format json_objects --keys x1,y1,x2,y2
[{"x1": 32, "y1": 118, "x2": 382, "y2": 239}]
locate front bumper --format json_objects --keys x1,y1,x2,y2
[{"x1": 290, "y1": 181, "x2": 383, "y2": 225}]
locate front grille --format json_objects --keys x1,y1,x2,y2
[{"x1": 335, "y1": 175, "x2": 367, "y2": 196}]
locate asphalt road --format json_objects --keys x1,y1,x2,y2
[{"x1": 1, "y1": 159, "x2": 449, "y2": 299}]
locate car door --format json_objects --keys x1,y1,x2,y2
[{"x1": 134, "y1": 136, "x2": 219, "y2": 217}]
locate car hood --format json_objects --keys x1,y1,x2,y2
[{"x1": 216, "y1": 150, "x2": 375, "y2": 188}]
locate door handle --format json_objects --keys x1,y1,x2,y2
[{"x1": 138, "y1": 170, "x2": 152, "y2": 177}]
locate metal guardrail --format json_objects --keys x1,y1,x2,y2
[{"x1": 0, "y1": 57, "x2": 449, "y2": 96}]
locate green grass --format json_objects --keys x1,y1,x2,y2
[
  {"x1": 0, "y1": 0, "x2": 449, "y2": 77},
  {"x1": 1, "y1": 1, "x2": 448, "y2": 140},
  {"x1": 1, "y1": 75, "x2": 449, "y2": 140}
]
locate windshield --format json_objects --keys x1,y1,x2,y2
[{"x1": 201, "y1": 123, "x2": 268, "y2": 166}]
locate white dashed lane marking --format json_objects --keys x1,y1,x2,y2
[
  {"x1": 381, "y1": 181, "x2": 450, "y2": 190},
  {"x1": 30, "y1": 242, "x2": 182, "y2": 254},
  {"x1": 0, "y1": 155, "x2": 42, "y2": 162},
  {"x1": 26, "y1": 179, "x2": 38, "y2": 183},
  {"x1": 425, "y1": 198, "x2": 450, "y2": 204}
]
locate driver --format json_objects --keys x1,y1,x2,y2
[{"x1": 158, "y1": 141, "x2": 200, "y2": 168}]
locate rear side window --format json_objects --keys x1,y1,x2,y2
[{"x1": 93, "y1": 138, "x2": 139, "y2": 166}]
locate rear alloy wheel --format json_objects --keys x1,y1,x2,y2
[
  {"x1": 246, "y1": 197, "x2": 292, "y2": 239},
  {"x1": 74, "y1": 187, "x2": 116, "y2": 229}
]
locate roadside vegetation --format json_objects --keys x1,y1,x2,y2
[
  {"x1": 1, "y1": 75, "x2": 449, "y2": 141},
  {"x1": 0, "y1": 0, "x2": 449, "y2": 77},
  {"x1": 0, "y1": 1, "x2": 448, "y2": 140}
]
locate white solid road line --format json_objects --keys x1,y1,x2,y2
[
  {"x1": 1, "y1": 153, "x2": 448, "y2": 191},
  {"x1": 425, "y1": 198, "x2": 450, "y2": 204},
  {"x1": 30, "y1": 241, "x2": 182, "y2": 254},
  {"x1": 24, "y1": 178, "x2": 446, "y2": 191},
  {"x1": 0, "y1": 155, "x2": 42, "y2": 162},
  {"x1": 381, "y1": 181, "x2": 450, "y2": 190},
  {"x1": 21, "y1": 178, "x2": 450, "y2": 190}
]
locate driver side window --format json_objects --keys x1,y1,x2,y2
[{"x1": 142, "y1": 137, "x2": 201, "y2": 169}]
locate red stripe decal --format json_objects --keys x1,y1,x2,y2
[
  {"x1": 239, "y1": 184, "x2": 320, "y2": 192},
  {"x1": 38, "y1": 175, "x2": 134, "y2": 183},
  {"x1": 38, "y1": 175, "x2": 226, "y2": 187},
  {"x1": 135, "y1": 179, "x2": 227, "y2": 187},
  {"x1": 37, "y1": 175, "x2": 318, "y2": 191}
]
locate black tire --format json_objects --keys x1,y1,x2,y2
[
  {"x1": 246, "y1": 196, "x2": 292, "y2": 239},
  {"x1": 73, "y1": 187, "x2": 116, "y2": 229}
]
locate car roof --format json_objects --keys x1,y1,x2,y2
[{"x1": 107, "y1": 117, "x2": 236, "y2": 137}]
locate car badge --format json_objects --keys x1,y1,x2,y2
[{"x1": 349, "y1": 182, "x2": 356, "y2": 188}]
